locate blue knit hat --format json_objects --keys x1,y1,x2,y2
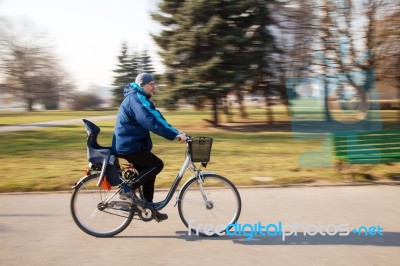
[{"x1": 135, "y1": 73, "x2": 154, "y2": 87}]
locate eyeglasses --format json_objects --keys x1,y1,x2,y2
[{"x1": 148, "y1": 82, "x2": 156, "y2": 86}]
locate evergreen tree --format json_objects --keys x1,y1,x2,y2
[
  {"x1": 140, "y1": 50, "x2": 155, "y2": 74},
  {"x1": 112, "y1": 43, "x2": 158, "y2": 106},
  {"x1": 112, "y1": 42, "x2": 137, "y2": 106},
  {"x1": 130, "y1": 51, "x2": 140, "y2": 76},
  {"x1": 152, "y1": 0, "x2": 274, "y2": 125}
]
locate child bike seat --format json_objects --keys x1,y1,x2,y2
[{"x1": 82, "y1": 119, "x2": 112, "y2": 164}]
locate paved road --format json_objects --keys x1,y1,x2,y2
[
  {"x1": 1, "y1": 185, "x2": 399, "y2": 266},
  {"x1": 0, "y1": 115, "x2": 116, "y2": 133}
]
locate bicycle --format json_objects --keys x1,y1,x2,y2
[{"x1": 70, "y1": 119, "x2": 241, "y2": 237}]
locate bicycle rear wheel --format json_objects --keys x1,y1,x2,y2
[
  {"x1": 70, "y1": 173, "x2": 134, "y2": 237},
  {"x1": 178, "y1": 174, "x2": 241, "y2": 237}
]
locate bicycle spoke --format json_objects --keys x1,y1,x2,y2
[
  {"x1": 90, "y1": 208, "x2": 100, "y2": 217},
  {"x1": 178, "y1": 174, "x2": 241, "y2": 237},
  {"x1": 179, "y1": 198, "x2": 208, "y2": 206},
  {"x1": 70, "y1": 174, "x2": 134, "y2": 237}
]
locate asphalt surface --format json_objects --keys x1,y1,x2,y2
[
  {"x1": 1, "y1": 185, "x2": 399, "y2": 266},
  {"x1": 1, "y1": 116, "x2": 399, "y2": 265}
]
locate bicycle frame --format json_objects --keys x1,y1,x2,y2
[
  {"x1": 75, "y1": 141, "x2": 215, "y2": 212},
  {"x1": 71, "y1": 120, "x2": 242, "y2": 238},
  {"x1": 144, "y1": 144, "x2": 215, "y2": 211},
  {"x1": 150, "y1": 153, "x2": 191, "y2": 210}
]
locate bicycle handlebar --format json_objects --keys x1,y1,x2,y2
[{"x1": 177, "y1": 134, "x2": 192, "y2": 143}]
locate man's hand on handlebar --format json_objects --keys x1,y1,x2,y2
[{"x1": 176, "y1": 132, "x2": 187, "y2": 143}]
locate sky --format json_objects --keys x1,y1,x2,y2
[{"x1": 0, "y1": 0, "x2": 162, "y2": 90}]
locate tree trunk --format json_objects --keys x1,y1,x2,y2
[
  {"x1": 263, "y1": 90, "x2": 274, "y2": 124},
  {"x1": 27, "y1": 98, "x2": 34, "y2": 111},
  {"x1": 324, "y1": 76, "x2": 332, "y2": 122},
  {"x1": 397, "y1": 68, "x2": 400, "y2": 124},
  {"x1": 266, "y1": 97, "x2": 274, "y2": 125},
  {"x1": 222, "y1": 94, "x2": 233, "y2": 123},
  {"x1": 278, "y1": 83, "x2": 291, "y2": 118},
  {"x1": 212, "y1": 95, "x2": 219, "y2": 127},
  {"x1": 237, "y1": 90, "x2": 247, "y2": 118}
]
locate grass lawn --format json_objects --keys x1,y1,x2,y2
[
  {"x1": 0, "y1": 107, "x2": 399, "y2": 192},
  {"x1": 0, "y1": 110, "x2": 116, "y2": 126}
]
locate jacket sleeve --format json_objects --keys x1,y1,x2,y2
[{"x1": 130, "y1": 92, "x2": 179, "y2": 140}]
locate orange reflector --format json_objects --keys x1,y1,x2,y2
[
  {"x1": 100, "y1": 176, "x2": 111, "y2": 190},
  {"x1": 84, "y1": 169, "x2": 90, "y2": 175}
]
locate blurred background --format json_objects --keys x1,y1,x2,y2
[{"x1": 0, "y1": 0, "x2": 399, "y2": 192}]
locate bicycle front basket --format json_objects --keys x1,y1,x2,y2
[{"x1": 189, "y1": 137, "x2": 213, "y2": 163}]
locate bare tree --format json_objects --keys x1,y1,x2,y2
[
  {"x1": 267, "y1": 0, "x2": 318, "y2": 123},
  {"x1": 71, "y1": 91, "x2": 103, "y2": 111},
  {"x1": 365, "y1": 0, "x2": 400, "y2": 116},
  {"x1": 0, "y1": 20, "x2": 73, "y2": 111},
  {"x1": 269, "y1": 0, "x2": 399, "y2": 125},
  {"x1": 319, "y1": 0, "x2": 400, "y2": 120}
]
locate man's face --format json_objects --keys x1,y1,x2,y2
[{"x1": 142, "y1": 81, "x2": 156, "y2": 98}]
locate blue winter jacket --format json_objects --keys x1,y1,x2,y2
[{"x1": 112, "y1": 82, "x2": 179, "y2": 155}]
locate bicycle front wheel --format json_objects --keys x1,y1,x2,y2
[
  {"x1": 178, "y1": 174, "x2": 241, "y2": 237},
  {"x1": 70, "y1": 174, "x2": 134, "y2": 237}
]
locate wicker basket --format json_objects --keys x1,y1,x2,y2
[{"x1": 189, "y1": 137, "x2": 213, "y2": 162}]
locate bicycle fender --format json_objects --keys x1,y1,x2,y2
[
  {"x1": 175, "y1": 172, "x2": 216, "y2": 206},
  {"x1": 72, "y1": 175, "x2": 91, "y2": 189}
]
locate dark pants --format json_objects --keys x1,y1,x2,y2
[{"x1": 120, "y1": 149, "x2": 164, "y2": 203}]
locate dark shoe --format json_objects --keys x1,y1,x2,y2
[{"x1": 155, "y1": 211, "x2": 168, "y2": 221}]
